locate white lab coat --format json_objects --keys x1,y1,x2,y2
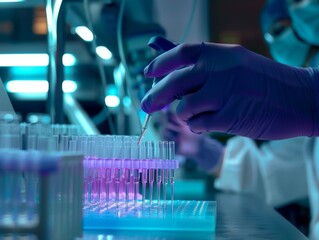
[{"x1": 214, "y1": 136, "x2": 319, "y2": 239}]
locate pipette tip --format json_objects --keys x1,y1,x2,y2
[{"x1": 137, "y1": 128, "x2": 146, "y2": 145}]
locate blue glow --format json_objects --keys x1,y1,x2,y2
[
  {"x1": 0, "y1": 53, "x2": 76, "y2": 66},
  {"x1": 63, "y1": 54, "x2": 76, "y2": 66},
  {"x1": 9, "y1": 66, "x2": 47, "y2": 77},
  {"x1": 104, "y1": 95, "x2": 120, "y2": 108},
  {"x1": 7, "y1": 80, "x2": 48, "y2": 93},
  {"x1": 0, "y1": 0, "x2": 23, "y2": 2},
  {"x1": 75, "y1": 26, "x2": 94, "y2": 42},
  {"x1": 6, "y1": 80, "x2": 77, "y2": 93},
  {"x1": 96, "y1": 46, "x2": 112, "y2": 60},
  {"x1": 63, "y1": 80, "x2": 78, "y2": 93},
  {"x1": 123, "y1": 96, "x2": 131, "y2": 108}
]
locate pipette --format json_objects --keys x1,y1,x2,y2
[
  {"x1": 138, "y1": 100, "x2": 153, "y2": 145},
  {"x1": 138, "y1": 36, "x2": 177, "y2": 145}
]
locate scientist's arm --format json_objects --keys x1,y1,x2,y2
[
  {"x1": 141, "y1": 42, "x2": 319, "y2": 140},
  {"x1": 216, "y1": 137, "x2": 309, "y2": 207}
]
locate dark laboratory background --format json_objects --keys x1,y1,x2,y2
[{"x1": 0, "y1": 0, "x2": 310, "y2": 236}]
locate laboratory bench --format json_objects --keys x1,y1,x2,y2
[{"x1": 83, "y1": 191, "x2": 309, "y2": 240}]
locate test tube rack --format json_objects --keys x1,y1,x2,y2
[
  {"x1": 16, "y1": 122, "x2": 179, "y2": 207},
  {"x1": 0, "y1": 118, "x2": 216, "y2": 233},
  {"x1": 68, "y1": 135, "x2": 179, "y2": 208},
  {"x1": 0, "y1": 149, "x2": 83, "y2": 240}
]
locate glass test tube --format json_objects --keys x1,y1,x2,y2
[
  {"x1": 155, "y1": 141, "x2": 162, "y2": 205},
  {"x1": 148, "y1": 142, "x2": 155, "y2": 206},
  {"x1": 123, "y1": 141, "x2": 132, "y2": 205},
  {"x1": 0, "y1": 160, "x2": 3, "y2": 225},
  {"x1": 113, "y1": 138, "x2": 123, "y2": 206},
  {"x1": 88, "y1": 140, "x2": 98, "y2": 205},
  {"x1": 25, "y1": 150, "x2": 38, "y2": 221},
  {"x1": 140, "y1": 142, "x2": 148, "y2": 205},
  {"x1": 96, "y1": 141, "x2": 105, "y2": 206},
  {"x1": 162, "y1": 141, "x2": 169, "y2": 203},
  {"x1": 81, "y1": 138, "x2": 90, "y2": 206},
  {"x1": 131, "y1": 141, "x2": 140, "y2": 205},
  {"x1": 104, "y1": 140, "x2": 112, "y2": 206},
  {"x1": 169, "y1": 141, "x2": 176, "y2": 203},
  {"x1": 60, "y1": 135, "x2": 70, "y2": 151}
]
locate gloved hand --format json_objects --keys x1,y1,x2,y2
[
  {"x1": 141, "y1": 40, "x2": 319, "y2": 140},
  {"x1": 153, "y1": 110, "x2": 225, "y2": 173}
]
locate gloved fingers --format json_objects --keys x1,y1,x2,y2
[
  {"x1": 165, "y1": 121, "x2": 184, "y2": 132},
  {"x1": 141, "y1": 65, "x2": 205, "y2": 113},
  {"x1": 187, "y1": 111, "x2": 233, "y2": 134},
  {"x1": 175, "y1": 85, "x2": 222, "y2": 123},
  {"x1": 166, "y1": 111, "x2": 186, "y2": 127},
  {"x1": 144, "y1": 43, "x2": 202, "y2": 78}
]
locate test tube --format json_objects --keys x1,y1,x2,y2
[
  {"x1": 10, "y1": 152, "x2": 21, "y2": 223},
  {"x1": 131, "y1": 141, "x2": 140, "y2": 205},
  {"x1": 60, "y1": 135, "x2": 70, "y2": 151},
  {"x1": 0, "y1": 113, "x2": 21, "y2": 149},
  {"x1": 88, "y1": 140, "x2": 98, "y2": 205},
  {"x1": 148, "y1": 142, "x2": 155, "y2": 206},
  {"x1": 169, "y1": 141, "x2": 176, "y2": 203},
  {"x1": 0, "y1": 155, "x2": 4, "y2": 225},
  {"x1": 68, "y1": 137, "x2": 78, "y2": 152},
  {"x1": 81, "y1": 137, "x2": 90, "y2": 206},
  {"x1": 113, "y1": 137, "x2": 123, "y2": 207},
  {"x1": 162, "y1": 141, "x2": 169, "y2": 204},
  {"x1": 123, "y1": 140, "x2": 132, "y2": 205},
  {"x1": 96, "y1": 140, "x2": 105, "y2": 206},
  {"x1": 24, "y1": 151, "x2": 39, "y2": 221},
  {"x1": 140, "y1": 142, "x2": 148, "y2": 205},
  {"x1": 155, "y1": 141, "x2": 162, "y2": 205},
  {"x1": 104, "y1": 139, "x2": 113, "y2": 207}
]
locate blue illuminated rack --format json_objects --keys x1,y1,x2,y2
[{"x1": 83, "y1": 200, "x2": 216, "y2": 232}]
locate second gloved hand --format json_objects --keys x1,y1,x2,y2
[{"x1": 142, "y1": 41, "x2": 319, "y2": 140}]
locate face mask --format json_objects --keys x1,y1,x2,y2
[
  {"x1": 268, "y1": 27, "x2": 310, "y2": 66},
  {"x1": 288, "y1": 0, "x2": 319, "y2": 45}
]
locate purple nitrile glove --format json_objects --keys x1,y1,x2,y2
[
  {"x1": 154, "y1": 110, "x2": 225, "y2": 172},
  {"x1": 141, "y1": 40, "x2": 319, "y2": 140}
]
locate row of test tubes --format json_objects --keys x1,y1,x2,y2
[
  {"x1": 0, "y1": 114, "x2": 83, "y2": 239},
  {"x1": 0, "y1": 149, "x2": 83, "y2": 240},
  {"x1": 69, "y1": 135, "x2": 179, "y2": 208},
  {"x1": 0, "y1": 114, "x2": 179, "y2": 209}
]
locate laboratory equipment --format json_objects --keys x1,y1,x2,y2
[
  {"x1": 155, "y1": 141, "x2": 162, "y2": 205},
  {"x1": 138, "y1": 113, "x2": 152, "y2": 145},
  {"x1": 17, "y1": 123, "x2": 180, "y2": 207},
  {"x1": 84, "y1": 200, "x2": 217, "y2": 232},
  {"x1": 0, "y1": 149, "x2": 83, "y2": 240},
  {"x1": 66, "y1": 135, "x2": 180, "y2": 208},
  {"x1": 0, "y1": 120, "x2": 217, "y2": 233},
  {"x1": 138, "y1": 36, "x2": 177, "y2": 144}
]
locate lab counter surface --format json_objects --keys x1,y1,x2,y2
[{"x1": 84, "y1": 192, "x2": 309, "y2": 240}]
